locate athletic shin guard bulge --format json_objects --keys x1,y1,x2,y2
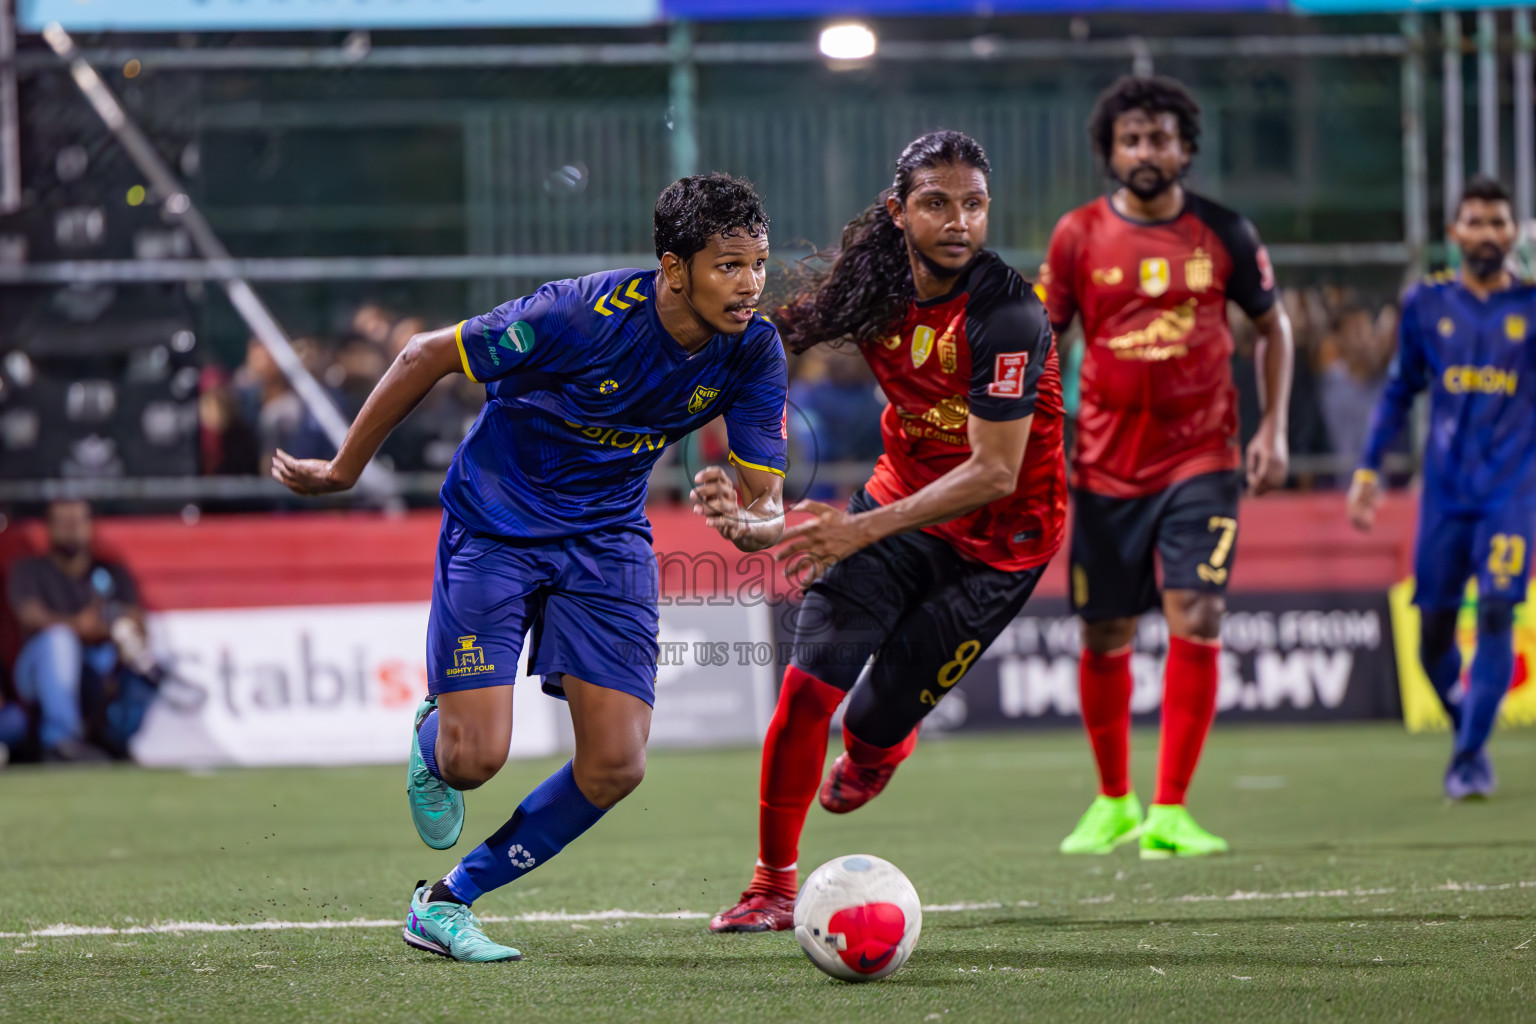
[
  {"x1": 1420, "y1": 609, "x2": 1464, "y2": 730},
  {"x1": 444, "y1": 760, "x2": 606, "y2": 904},
  {"x1": 1457, "y1": 600, "x2": 1516, "y2": 759},
  {"x1": 1155, "y1": 636, "x2": 1221, "y2": 806},
  {"x1": 1078, "y1": 646, "x2": 1134, "y2": 798},
  {"x1": 758, "y1": 666, "x2": 846, "y2": 872}
]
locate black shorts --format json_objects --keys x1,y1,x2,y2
[
  {"x1": 788, "y1": 489, "x2": 1046, "y2": 710},
  {"x1": 1070, "y1": 469, "x2": 1242, "y2": 622}
]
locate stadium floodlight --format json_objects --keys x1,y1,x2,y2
[{"x1": 819, "y1": 23, "x2": 876, "y2": 62}]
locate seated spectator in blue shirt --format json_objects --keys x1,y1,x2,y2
[{"x1": 6, "y1": 500, "x2": 157, "y2": 761}]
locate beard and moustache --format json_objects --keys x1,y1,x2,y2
[
  {"x1": 50, "y1": 539, "x2": 86, "y2": 559},
  {"x1": 1461, "y1": 240, "x2": 1510, "y2": 280},
  {"x1": 904, "y1": 224, "x2": 978, "y2": 281},
  {"x1": 1117, "y1": 161, "x2": 1187, "y2": 202}
]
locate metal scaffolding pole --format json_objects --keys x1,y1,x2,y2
[
  {"x1": 11, "y1": 33, "x2": 1409, "y2": 75},
  {"x1": 1516, "y1": 8, "x2": 1534, "y2": 227},
  {"x1": 1402, "y1": 14, "x2": 1429, "y2": 275},
  {"x1": 1477, "y1": 8, "x2": 1499, "y2": 178},
  {"x1": 40, "y1": 22, "x2": 394, "y2": 498},
  {"x1": 668, "y1": 21, "x2": 698, "y2": 182},
  {"x1": 1443, "y1": 11, "x2": 1463, "y2": 225},
  {"x1": 0, "y1": 0, "x2": 19, "y2": 214}
]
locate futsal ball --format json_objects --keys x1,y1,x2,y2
[{"x1": 793, "y1": 854, "x2": 922, "y2": 982}]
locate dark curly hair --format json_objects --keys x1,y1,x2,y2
[
  {"x1": 653, "y1": 172, "x2": 769, "y2": 262},
  {"x1": 1457, "y1": 174, "x2": 1512, "y2": 214},
  {"x1": 775, "y1": 130, "x2": 990, "y2": 354},
  {"x1": 1088, "y1": 74, "x2": 1202, "y2": 169}
]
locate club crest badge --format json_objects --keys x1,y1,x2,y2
[
  {"x1": 1139, "y1": 258, "x2": 1171, "y2": 298},
  {"x1": 911, "y1": 325, "x2": 936, "y2": 369}
]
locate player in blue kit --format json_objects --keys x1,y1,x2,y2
[
  {"x1": 1348, "y1": 177, "x2": 1536, "y2": 800},
  {"x1": 272, "y1": 174, "x2": 788, "y2": 961}
]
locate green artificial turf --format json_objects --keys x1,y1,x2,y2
[{"x1": 1, "y1": 723, "x2": 1533, "y2": 1023}]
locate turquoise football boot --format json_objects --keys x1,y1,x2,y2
[
  {"x1": 403, "y1": 882, "x2": 522, "y2": 962},
  {"x1": 407, "y1": 698, "x2": 464, "y2": 850}
]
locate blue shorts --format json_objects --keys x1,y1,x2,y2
[
  {"x1": 426, "y1": 512, "x2": 660, "y2": 705},
  {"x1": 1413, "y1": 497, "x2": 1536, "y2": 609}
]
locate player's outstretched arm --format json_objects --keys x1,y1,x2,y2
[
  {"x1": 690, "y1": 464, "x2": 785, "y2": 553},
  {"x1": 271, "y1": 325, "x2": 466, "y2": 495},
  {"x1": 1245, "y1": 304, "x2": 1294, "y2": 496},
  {"x1": 776, "y1": 414, "x2": 1030, "y2": 584},
  {"x1": 1348, "y1": 292, "x2": 1429, "y2": 532}
]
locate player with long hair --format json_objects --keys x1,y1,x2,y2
[
  {"x1": 274, "y1": 174, "x2": 789, "y2": 961},
  {"x1": 710, "y1": 130, "x2": 1066, "y2": 932},
  {"x1": 1044, "y1": 75, "x2": 1293, "y2": 858}
]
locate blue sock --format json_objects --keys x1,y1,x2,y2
[
  {"x1": 1419, "y1": 610, "x2": 1463, "y2": 731},
  {"x1": 444, "y1": 761, "x2": 606, "y2": 904},
  {"x1": 417, "y1": 708, "x2": 441, "y2": 781},
  {"x1": 1455, "y1": 601, "x2": 1515, "y2": 760}
]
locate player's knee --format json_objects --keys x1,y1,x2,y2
[
  {"x1": 1082, "y1": 617, "x2": 1137, "y2": 654},
  {"x1": 1167, "y1": 592, "x2": 1224, "y2": 640},
  {"x1": 437, "y1": 740, "x2": 507, "y2": 790},
  {"x1": 573, "y1": 753, "x2": 646, "y2": 809},
  {"x1": 1478, "y1": 600, "x2": 1515, "y2": 637}
]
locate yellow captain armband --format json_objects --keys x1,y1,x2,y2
[{"x1": 1352, "y1": 468, "x2": 1379, "y2": 487}]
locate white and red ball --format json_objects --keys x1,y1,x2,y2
[{"x1": 793, "y1": 854, "x2": 922, "y2": 982}]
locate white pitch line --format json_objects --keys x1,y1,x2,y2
[
  {"x1": 1435, "y1": 879, "x2": 1536, "y2": 893},
  {"x1": 3, "y1": 880, "x2": 1530, "y2": 942},
  {"x1": 0, "y1": 909, "x2": 706, "y2": 940},
  {"x1": 1172, "y1": 887, "x2": 1396, "y2": 903}
]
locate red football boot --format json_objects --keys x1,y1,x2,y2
[
  {"x1": 818, "y1": 752, "x2": 899, "y2": 814},
  {"x1": 708, "y1": 890, "x2": 796, "y2": 933},
  {"x1": 709, "y1": 864, "x2": 798, "y2": 933}
]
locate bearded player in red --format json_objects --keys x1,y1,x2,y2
[
  {"x1": 709, "y1": 130, "x2": 1066, "y2": 932},
  {"x1": 1044, "y1": 76, "x2": 1293, "y2": 858}
]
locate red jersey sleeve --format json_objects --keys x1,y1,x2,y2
[{"x1": 1042, "y1": 211, "x2": 1082, "y2": 333}]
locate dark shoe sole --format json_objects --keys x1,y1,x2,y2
[
  {"x1": 402, "y1": 928, "x2": 523, "y2": 962},
  {"x1": 708, "y1": 919, "x2": 786, "y2": 934}
]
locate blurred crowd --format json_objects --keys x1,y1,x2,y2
[
  {"x1": 199, "y1": 303, "x2": 484, "y2": 479},
  {"x1": 1230, "y1": 285, "x2": 1403, "y2": 487},
  {"x1": 202, "y1": 290, "x2": 1405, "y2": 493}
]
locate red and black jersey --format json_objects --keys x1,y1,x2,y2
[
  {"x1": 862, "y1": 250, "x2": 1066, "y2": 572},
  {"x1": 1043, "y1": 193, "x2": 1277, "y2": 499}
]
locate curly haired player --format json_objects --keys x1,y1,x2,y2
[
  {"x1": 275, "y1": 174, "x2": 788, "y2": 961},
  {"x1": 711, "y1": 131, "x2": 1066, "y2": 932},
  {"x1": 1044, "y1": 75, "x2": 1294, "y2": 858}
]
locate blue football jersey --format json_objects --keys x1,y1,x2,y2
[
  {"x1": 441, "y1": 267, "x2": 788, "y2": 540},
  {"x1": 1360, "y1": 274, "x2": 1536, "y2": 512}
]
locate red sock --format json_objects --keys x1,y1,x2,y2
[
  {"x1": 1079, "y1": 646, "x2": 1134, "y2": 798},
  {"x1": 758, "y1": 665, "x2": 846, "y2": 874},
  {"x1": 1155, "y1": 635, "x2": 1221, "y2": 806},
  {"x1": 844, "y1": 721, "x2": 919, "y2": 767},
  {"x1": 750, "y1": 863, "x2": 798, "y2": 902}
]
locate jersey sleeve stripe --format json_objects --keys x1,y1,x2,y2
[
  {"x1": 728, "y1": 450, "x2": 786, "y2": 477},
  {"x1": 454, "y1": 320, "x2": 479, "y2": 383}
]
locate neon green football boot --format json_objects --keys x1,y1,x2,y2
[
  {"x1": 1138, "y1": 804, "x2": 1229, "y2": 859},
  {"x1": 407, "y1": 697, "x2": 464, "y2": 850},
  {"x1": 1059, "y1": 793, "x2": 1143, "y2": 854},
  {"x1": 403, "y1": 882, "x2": 522, "y2": 962}
]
